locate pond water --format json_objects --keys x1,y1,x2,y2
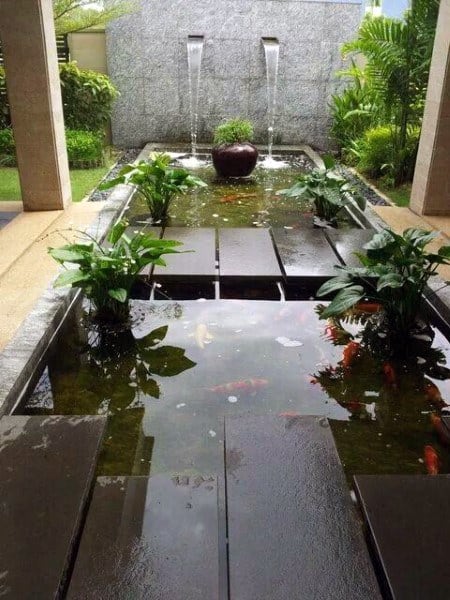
[
  {"x1": 24, "y1": 300, "x2": 450, "y2": 482},
  {"x1": 125, "y1": 154, "x2": 353, "y2": 228}
]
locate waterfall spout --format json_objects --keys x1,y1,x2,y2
[
  {"x1": 187, "y1": 35, "x2": 204, "y2": 161},
  {"x1": 262, "y1": 37, "x2": 279, "y2": 161}
]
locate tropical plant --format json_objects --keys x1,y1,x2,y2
[
  {"x1": 60, "y1": 62, "x2": 118, "y2": 132},
  {"x1": 330, "y1": 63, "x2": 381, "y2": 153},
  {"x1": 351, "y1": 124, "x2": 420, "y2": 183},
  {"x1": 99, "y1": 153, "x2": 207, "y2": 223},
  {"x1": 278, "y1": 155, "x2": 366, "y2": 224},
  {"x1": 317, "y1": 228, "x2": 450, "y2": 338},
  {"x1": 53, "y1": 0, "x2": 136, "y2": 35},
  {"x1": 341, "y1": 1, "x2": 440, "y2": 185},
  {"x1": 65, "y1": 129, "x2": 103, "y2": 167},
  {"x1": 213, "y1": 118, "x2": 254, "y2": 145},
  {"x1": 48, "y1": 219, "x2": 184, "y2": 322}
]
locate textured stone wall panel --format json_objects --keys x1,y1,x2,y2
[{"x1": 107, "y1": 0, "x2": 362, "y2": 149}]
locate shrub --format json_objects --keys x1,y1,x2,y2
[
  {"x1": 0, "y1": 128, "x2": 16, "y2": 165},
  {"x1": 213, "y1": 119, "x2": 254, "y2": 145},
  {"x1": 60, "y1": 62, "x2": 118, "y2": 131},
  {"x1": 65, "y1": 129, "x2": 103, "y2": 168},
  {"x1": 354, "y1": 125, "x2": 420, "y2": 183},
  {"x1": 0, "y1": 67, "x2": 9, "y2": 128}
]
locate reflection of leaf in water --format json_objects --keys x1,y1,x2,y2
[
  {"x1": 147, "y1": 325, "x2": 168, "y2": 345},
  {"x1": 142, "y1": 345, "x2": 197, "y2": 377}
]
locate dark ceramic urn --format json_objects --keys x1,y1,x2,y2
[{"x1": 212, "y1": 142, "x2": 258, "y2": 178}]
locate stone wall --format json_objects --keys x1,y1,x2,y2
[{"x1": 106, "y1": 0, "x2": 362, "y2": 150}]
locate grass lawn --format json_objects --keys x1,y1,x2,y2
[
  {"x1": 367, "y1": 177, "x2": 412, "y2": 207},
  {"x1": 0, "y1": 165, "x2": 110, "y2": 203}
]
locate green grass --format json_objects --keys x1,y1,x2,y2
[
  {"x1": 368, "y1": 178, "x2": 412, "y2": 207},
  {"x1": 0, "y1": 165, "x2": 110, "y2": 202}
]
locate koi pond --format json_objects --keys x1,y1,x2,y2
[
  {"x1": 24, "y1": 300, "x2": 450, "y2": 480},
  {"x1": 125, "y1": 154, "x2": 355, "y2": 228}
]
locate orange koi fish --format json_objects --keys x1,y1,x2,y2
[
  {"x1": 424, "y1": 445, "x2": 439, "y2": 475},
  {"x1": 342, "y1": 341, "x2": 360, "y2": 369},
  {"x1": 424, "y1": 381, "x2": 444, "y2": 408},
  {"x1": 382, "y1": 363, "x2": 397, "y2": 386},
  {"x1": 324, "y1": 324, "x2": 340, "y2": 342},
  {"x1": 220, "y1": 193, "x2": 257, "y2": 203},
  {"x1": 207, "y1": 378, "x2": 269, "y2": 394},
  {"x1": 355, "y1": 302, "x2": 383, "y2": 314},
  {"x1": 430, "y1": 413, "x2": 450, "y2": 446}
]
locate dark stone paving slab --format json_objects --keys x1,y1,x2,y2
[
  {"x1": 225, "y1": 416, "x2": 381, "y2": 600},
  {"x1": 325, "y1": 229, "x2": 375, "y2": 267},
  {"x1": 272, "y1": 227, "x2": 341, "y2": 283},
  {"x1": 354, "y1": 474, "x2": 450, "y2": 600},
  {"x1": 0, "y1": 415, "x2": 106, "y2": 599},
  {"x1": 153, "y1": 227, "x2": 216, "y2": 281},
  {"x1": 68, "y1": 474, "x2": 219, "y2": 600},
  {"x1": 218, "y1": 228, "x2": 282, "y2": 281}
]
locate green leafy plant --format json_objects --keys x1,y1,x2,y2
[
  {"x1": 213, "y1": 118, "x2": 254, "y2": 145},
  {"x1": 352, "y1": 124, "x2": 420, "y2": 183},
  {"x1": 0, "y1": 67, "x2": 9, "y2": 128},
  {"x1": 317, "y1": 228, "x2": 450, "y2": 337},
  {"x1": 99, "y1": 153, "x2": 207, "y2": 223},
  {"x1": 48, "y1": 219, "x2": 184, "y2": 322},
  {"x1": 65, "y1": 129, "x2": 103, "y2": 167},
  {"x1": 60, "y1": 62, "x2": 118, "y2": 132},
  {"x1": 0, "y1": 128, "x2": 16, "y2": 165},
  {"x1": 278, "y1": 155, "x2": 366, "y2": 224},
  {"x1": 340, "y1": 1, "x2": 440, "y2": 185},
  {"x1": 53, "y1": 0, "x2": 136, "y2": 35}
]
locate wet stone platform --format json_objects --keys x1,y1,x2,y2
[
  {"x1": 135, "y1": 225, "x2": 375, "y2": 298},
  {"x1": 0, "y1": 415, "x2": 106, "y2": 598}
]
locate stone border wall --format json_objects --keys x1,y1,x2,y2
[{"x1": 106, "y1": 0, "x2": 362, "y2": 150}]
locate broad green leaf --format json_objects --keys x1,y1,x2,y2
[
  {"x1": 48, "y1": 247, "x2": 87, "y2": 262},
  {"x1": 320, "y1": 285, "x2": 365, "y2": 319},
  {"x1": 108, "y1": 288, "x2": 128, "y2": 303},
  {"x1": 317, "y1": 275, "x2": 354, "y2": 297},
  {"x1": 376, "y1": 273, "x2": 404, "y2": 291},
  {"x1": 53, "y1": 268, "x2": 90, "y2": 288}
]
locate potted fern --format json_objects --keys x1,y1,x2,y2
[{"x1": 212, "y1": 118, "x2": 258, "y2": 178}]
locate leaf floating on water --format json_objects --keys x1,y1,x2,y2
[
  {"x1": 176, "y1": 403, "x2": 186, "y2": 409},
  {"x1": 228, "y1": 396, "x2": 238, "y2": 403},
  {"x1": 275, "y1": 336, "x2": 303, "y2": 348},
  {"x1": 208, "y1": 430, "x2": 217, "y2": 438}
]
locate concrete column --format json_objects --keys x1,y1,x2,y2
[
  {"x1": 0, "y1": 0, "x2": 71, "y2": 211},
  {"x1": 410, "y1": 0, "x2": 450, "y2": 216}
]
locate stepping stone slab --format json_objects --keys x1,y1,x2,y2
[
  {"x1": 67, "y1": 474, "x2": 219, "y2": 600},
  {"x1": 225, "y1": 415, "x2": 381, "y2": 600},
  {"x1": 325, "y1": 229, "x2": 375, "y2": 267},
  {"x1": 218, "y1": 228, "x2": 282, "y2": 281},
  {"x1": 153, "y1": 227, "x2": 216, "y2": 281},
  {"x1": 0, "y1": 415, "x2": 106, "y2": 599},
  {"x1": 354, "y1": 474, "x2": 450, "y2": 600},
  {"x1": 272, "y1": 227, "x2": 340, "y2": 283}
]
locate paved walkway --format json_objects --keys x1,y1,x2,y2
[{"x1": 0, "y1": 200, "x2": 106, "y2": 351}]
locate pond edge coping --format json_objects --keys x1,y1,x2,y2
[
  {"x1": 0, "y1": 145, "x2": 150, "y2": 417},
  {"x1": 0, "y1": 144, "x2": 449, "y2": 418}
]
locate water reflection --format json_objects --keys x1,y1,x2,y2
[{"x1": 24, "y1": 300, "x2": 450, "y2": 479}]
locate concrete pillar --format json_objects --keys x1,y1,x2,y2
[
  {"x1": 410, "y1": 0, "x2": 450, "y2": 216},
  {"x1": 0, "y1": 0, "x2": 71, "y2": 211}
]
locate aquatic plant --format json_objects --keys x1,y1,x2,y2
[
  {"x1": 100, "y1": 153, "x2": 207, "y2": 223},
  {"x1": 48, "y1": 219, "x2": 183, "y2": 322},
  {"x1": 317, "y1": 227, "x2": 450, "y2": 339},
  {"x1": 213, "y1": 118, "x2": 254, "y2": 145},
  {"x1": 278, "y1": 155, "x2": 365, "y2": 225}
]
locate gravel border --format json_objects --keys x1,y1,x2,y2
[{"x1": 88, "y1": 148, "x2": 141, "y2": 202}]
